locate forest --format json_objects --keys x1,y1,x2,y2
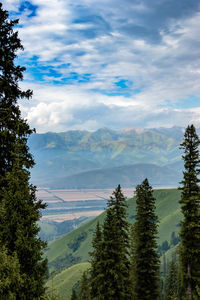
[{"x1": 0, "y1": 2, "x2": 200, "y2": 300}]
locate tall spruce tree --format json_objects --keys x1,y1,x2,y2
[
  {"x1": 133, "y1": 178, "x2": 160, "y2": 300},
  {"x1": 0, "y1": 2, "x2": 33, "y2": 184},
  {"x1": 96, "y1": 185, "x2": 131, "y2": 300},
  {"x1": 89, "y1": 222, "x2": 104, "y2": 299},
  {"x1": 129, "y1": 223, "x2": 137, "y2": 299},
  {"x1": 0, "y1": 139, "x2": 47, "y2": 298},
  {"x1": 164, "y1": 260, "x2": 180, "y2": 300},
  {"x1": 0, "y1": 2, "x2": 47, "y2": 298},
  {"x1": 179, "y1": 124, "x2": 200, "y2": 300}
]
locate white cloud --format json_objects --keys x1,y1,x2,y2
[
  {"x1": 18, "y1": 81, "x2": 200, "y2": 132},
  {"x1": 2, "y1": 0, "x2": 21, "y2": 10},
  {"x1": 2, "y1": 0, "x2": 200, "y2": 131}
]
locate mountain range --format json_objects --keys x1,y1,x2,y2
[{"x1": 28, "y1": 126, "x2": 189, "y2": 188}]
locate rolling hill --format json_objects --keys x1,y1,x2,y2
[
  {"x1": 38, "y1": 217, "x2": 91, "y2": 242},
  {"x1": 46, "y1": 262, "x2": 90, "y2": 300}
]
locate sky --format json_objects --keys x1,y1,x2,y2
[{"x1": 2, "y1": 0, "x2": 200, "y2": 132}]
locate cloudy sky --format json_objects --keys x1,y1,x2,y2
[{"x1": 3, "y1": 0, "x2": 200, "y2": 132}]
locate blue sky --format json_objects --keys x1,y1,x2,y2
[{"x1": 3, "y1": 0, "x2": 200, "y2": 132}]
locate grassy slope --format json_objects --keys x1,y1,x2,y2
[
  {"x1": 46, "y1": 188, "x2": 182, "y2": 274},
  {"x1": 38, "y1": 217, "x2": 91, "y2": 242},
  {"x1": 46, "y1": 262, "x2": 90, "y2": 300}
]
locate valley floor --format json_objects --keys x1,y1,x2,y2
[{"x1": 37, "y1": 187, "x2": 134, "y2": 222}]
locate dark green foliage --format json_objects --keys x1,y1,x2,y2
[
  {"x1": 71, "y1": 280, "x2": 81, "y2": 299},
  {"x1": 0, "y1": 2, "x2": 33, "y2": 187},
  {"x1": 0, "y1": 246, "x2": 23, "y2": 300},
  {"x1": 80, "y1": 271, "x2": 91, "y2": 300},
  {"x1": 68, "y1": 232, "x2": 87, "y2": 252},
  {"x1": 170, "y1": 232, "x2": 181, "y2": 248},
  {"x1": 163, "y1": 254, "x2": 167, "y2": 277},
  {"x1": 0, "y1": 140, "x2": 47, "y2": 298},
  {"x1": 164, "y1": 260, "x2": 180, "y2": 300},
  {"x1": 48, "y1": 254, "x2": 81, "y2": 274},
  {"x1": 158, "y1": 232, "x2": 180, "y2": 255},
  {"x1": 194, "y1": 286, "x2": 200, "y2": 300},
  {"x1": 0, "y1": 3, "x2": 47, "y2": 298},
  {"x1": 95, "y1": 185, "x2": 132, "y2": 300},
  {"x1": 71, "y1": 288, "x2": 78, "y2": 300},
  {"x1": 89, "y1": 222, "x2": 104, "y2": 299},
  {"x1": 133, "y1": 178, "x2": 160, "y2": 300},
  {"x1": 129, "y1": 223, "x2": 136, "y2": 299},
  {"x1": 179, "y1": 125, "x2": 200, "y2": 299},
  {"x1": 158, "y1": 241, "x2": 170, "y2": 255},
  {"x1": 42, "y1": 289, "x2": 60, "y2": 300}
]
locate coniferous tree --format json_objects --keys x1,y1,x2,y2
[
  {"x1": 0, "y1": 140, "x2": 47, "y2": 298},
  {"x1": 133, "y1": 178, "x2": 160, "y2": 300},
  {"x1": 0, "y1": 246, "x2": 23, "y2": 300},
  {"x1": 89, "y1": 222, "x2": 104, "y2": 299},
  {"x1": 80, "y1": 271, "x2": 91, "y2": 300},
  {"x1": 179, "y1": 125, "x2": 200, "y2": 300},
  {"x1": 194, "y1": 286, "x2": 200, "y2": 300},
  {"x1": 129, "y1": 223, "x2": 137, "y2": 299},
  {"x1": 0, "y1": 2, "x2": 33, "y2": 185},
  {"x1": 164, "y1": 260, "x2": 179, "y2": 300},
  {"x1": 71, "y1": 288, "x2": 78, "y2": 300},
  {"x1": 0, "y1": 2, "x2": 47, "y2": 298},
  {"x1": 97, "y1": 185, "x2": 132, "y2": 300},
  {"x1": 163, "y1": 254, "x2": 167, "y2": 277}
]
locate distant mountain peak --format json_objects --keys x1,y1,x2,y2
[
  {"x1": 96, "y1": 127, "x2": 115, "y2": 133},
  {"x1": 121, "y1": 127, "x2": 145, "y2": 134}
]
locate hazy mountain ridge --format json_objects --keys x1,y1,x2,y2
[
  {"x1": 46, "y1": 163, "x2": 181, "y2": 189},
  {"x1": 28, "y1": 126, "x2": 188, "y2": 187}
]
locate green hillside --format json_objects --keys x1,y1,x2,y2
[
  {"x1": 46, "y1": 262, "x2": 90, "y2": 300},
  {"x1": 45, "y1": 188, "x2": 182, "y2": 274},
  {"x1": 38, "y1": 217, "x2": 91, "y2": 242}
]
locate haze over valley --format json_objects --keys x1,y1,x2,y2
[
  {"x1": 30, "y1": 126, "x2": 187, "y2": 189},
  {"x1": 32, "y1": 125, "x2": 188, "y2": 227}
]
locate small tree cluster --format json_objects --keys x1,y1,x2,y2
[
  {"x1": 76, "y1": 181, "x2": 160, "y2": 300},
  {"x1": 91, "y1": 184, "x2": 131, "y2": 300},
  {"x1": 78, "y1": 185, "x2": 132, "y2": 300}
]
